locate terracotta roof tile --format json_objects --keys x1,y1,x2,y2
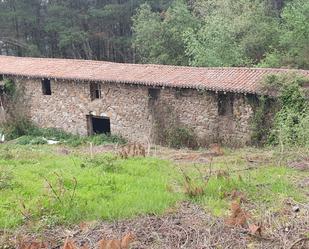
[{"x1": 0, "y1": 56, "x2": 308, "y2": 94}]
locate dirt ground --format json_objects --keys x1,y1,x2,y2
[
  {"x1": 3, "y1": 201, "x2": 309, "y2": 249},
  {"x1": 288, "y1": 156, "x2": 309, "y2": 172}
]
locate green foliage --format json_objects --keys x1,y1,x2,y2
[
  {"x1": 0, "y1": 147, "x2": 14, "y2": 160},
  {"x1": 260, "y1": 0, "x2": 309, "y2": 69},
  {"x1": 83, "y1": 154, "x2": 122, "y2": 173},
  {"x1": 3, "y1": 79, "x2": 16, "y2": 97},
  {"x1": 132, "y1": 1, "x2": 198, "y2": 65},
  {"x1": 250, "y1": 96, "x2": 275, "y2": 146},
  {"x1": 263, "y1": 74, "x2": 309, "y2": 147},
  {"x1": 250, "y1": 74, "x2": 309, "y2": 147},
  {"x1": 185, "y1": 0, "x2": 279, "y2": 67},
  {"x1": 87, "y1": 133, "x2": 127, "y2": 145},
  {"x1": 132, "y1": 4, "x2": 162, "y2": 63},
  {"x1": 0, "y1": 0, "x2": 307, "y2": 69},
  {"x1": 1, "y1": 118, "x2": 36, "y2": 140},
  {"x1": 65, "y1": 133, "x2": 127, "y2": 147},
  {"x1": 167, "y1": 127, "x2": 198, "y2": 149},
  {"x1": 132, "y1": 0, "x2": 307, "y2": 69},
  {"x1": 1, "y1": 119, "x2": 126, "y2": 147},
  {"x1": 16, "y1": 136, "x2": 48, "y2": 145},
  {"x1": 0, "y1": 0, "x2": 173, "y2": 61}
]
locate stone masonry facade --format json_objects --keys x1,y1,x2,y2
[{"x1": 11, "y1": 76, "x2": 254, "y2": 147}]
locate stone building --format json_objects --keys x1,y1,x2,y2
[{"x1": 0, "y1": 56, "x2": 308, "y2": 146}]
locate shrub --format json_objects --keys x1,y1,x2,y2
[
  {"x1": 16, "y1": 135, "x2": 47, "y2": 145},
  {"x1": 65, "y1": 134, "x2": 127, "y2": 147},
  {"x1": 88, "y1": 134, "x2": 127, "y2": 145},
  {"x1": 65, "y1": 137, "x2": 86, "y2": 147},
  {"x1": 3, "y1": 79, "x2": 16, "y2": 96},
  {"x1": 2, "y1": 119, "x2": 127, "y2": 147},
  {"x1": 1, "y1": 120, "x2": 74, "y2": 142},
  {"x1": 1, "y1": 118, "x2": 36, "y2": 140},
  {"x1": 249, "y1": 95, "x2": 277, "y2": 146},
  {"x1": 0, "y1": 147, "x2": 14, "y2": 160},
  {"x1": 167, "y1": 127, "x2": 198, "y2": 149},
  {"x1": 259, "y1": 74, "x2": 309, "y2": 148}
]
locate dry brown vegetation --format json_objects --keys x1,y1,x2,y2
[
  {"x1": 16, "y1": 233, "x2": 135, "y2": 249},
  {"x1": 118, "y1": 143, "x2": 146, "y2": 159},
  {"x1": 7, "y1": 200, "x2": 309, "y2": 249}
]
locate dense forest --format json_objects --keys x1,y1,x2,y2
[{"x1": 0, "y1": 0, "x2": 308, "y2": 69}]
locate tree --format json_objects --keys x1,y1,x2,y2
[
  {"x1": 0, "y1": 0, "x2": 173, "y2": 62},
  {"x1": 132, "y1": 4, "x2": 163, "y2": 63},
  {"x1": 260, "y1": 0, "x2": 309, "y2": 69},
  {"x1": 132, "y1": 0, "x2": 198, "y2": 65},
  {"x1": 0, "y1": 0, "x2": 307, "y2": 69},
  {"x1": 184, "y1": 0, "x2": 279, "y2": 67}
]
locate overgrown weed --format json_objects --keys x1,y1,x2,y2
[
  {"x1": 251, "y1": 73, "x2": 309, "y2": 148},
  {"x1": 178, "y1": 151, "x2": 306, "y2": 216},
  {"x1": 0, "y1": 167, "x2": 13, "y2": 190},
  {"x1": 2, "y1": 121, "x2": 127, "y2": 147},
  {"x1": 0, "y1": 147, "x2": 179, "y2": 228},
  {"x1": 82, "y1": 154, "x2": 122, "y2": 173}
]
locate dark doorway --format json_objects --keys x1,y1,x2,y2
[
  {"x1": 87, "y1": 115, "x2": 111, "y2": 135},
  {"x1": 218, "y1": 93, "x2": 234, "y2": 116},
  {"x1": 42, "y1": 78, "x2": 51, "y2": 95}
]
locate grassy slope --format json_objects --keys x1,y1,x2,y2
[{"x1": 0, "y1": 144, "x2": 308, "y2": 230}]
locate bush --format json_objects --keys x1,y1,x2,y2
[
  {"x1": 16, "y1": 135, "x2": 47, "y2": 145},
  {"x1": 167, "y1": 127, "x2": 198, "y2": 149},
  {"x1": 65, "y1": 137, "x2": 86, "y2": 147},
  {"x1": 2, "y1": 119, "x2": 127, "y2": 147},
  {"x1": 1, "y1": 119, "x2": 74, "y2": 141},
  {"x1": 65, "y1": 134, "x2": 127, "y2": 147},
  {"x1": 1, "y1": 118, "x2": 37, "y2": 140},
  {"x1": 3, "y1": 79, "x2": 16, "y2": 96},
  {"x1": 260, "y1": 74, "x2": 309, "y2": 147},
  {"x1": 269, "y1": 108, "x2": 309, "y2": 147},
  {"x1": 249, "y1": 95, "x2": 278, "y2": 146},
  {"x1": 88, "y1": 134, "x2": 127, "y2": 145}
]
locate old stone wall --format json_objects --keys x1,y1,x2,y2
[
  {"x1": 149, "y1": 88, "x2": 253, "y2": 147},
  {"x1": 15, "y1": 77, "x2": 152, "y2": 143},
  {"x1": 217, "y1": 94, "x2": 254, "y2": 146},
  {"x1": 149, "y1": 88, "x2": 218, "y2": 146},
  {"x1": 10, "y1": 76, "x2": 254, "y2": 146}
]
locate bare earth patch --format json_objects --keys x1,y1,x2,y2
[
  {"x1": 3, "y1": 201, "x2": 309, "y2": 249},
  {"x1": 288, "y1": 157, "x2": 309, "y2": 172}
]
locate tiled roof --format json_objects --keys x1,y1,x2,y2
[{"x1": 0, "y1": 56, "x2": 308, "y2": 94}]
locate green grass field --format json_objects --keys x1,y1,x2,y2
[
  {"x1": 0, "y1": 144, "x2": 307, "y2": 230},
  {"x1": 0, "y1": 145, "x2": 181, "y2": 229}
]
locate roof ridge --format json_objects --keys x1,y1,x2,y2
[
  {"x1": 1, "y1": 55, "x2": 308, "y2": 72},
  {"x1": 0, "y1": 56, "x2": 308, "y2": 95}
]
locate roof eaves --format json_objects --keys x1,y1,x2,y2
[{"x1": 0, "y1": 71, "x2": 260, "y2": 95}]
